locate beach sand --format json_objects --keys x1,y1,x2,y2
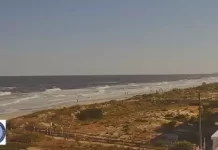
[
  {"x1": 0, "y1": 95, "x2": 127, "y2": 120},
  {"x1": 0, "y1": 111, "x2": 29, "y2": 120}
]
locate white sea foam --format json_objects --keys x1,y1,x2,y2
[
  {"x1": 0, "y1": 95, "x2": 39, "y2": 106},
  {"x1": 50, "y1": 76, "x2": 218, "y2": 100},
  {"x1": 0, "y1": 87, "x2": 16, "y2": 90},
  {"x1": 79, "y1": 91, "x2": 103, "y2": 98},
  {"x1": 96, "y1": 85, "x2": 110, "y2": 90},
  {"x1": 1, "y1": 76, "x2": 218, "y2": 116},
  {"x1": 128, "y1": 83, "x2": 139, "y2": 87},
  {"x1": 79, "y1": 93, "x2": 91, "y2": 97},
  {"x1": 0, "y1": 91, "x2": 12, "y2": 96},
  {"x1": 44, "y1": 88, "x2": 61, "y2": 93},
  {"x1": 94, "y1": 85, "x2": 110, "y2": 93}
]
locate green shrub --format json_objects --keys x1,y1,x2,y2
[
  {"x1": 202, "y1": 82, "x2": 207, "y2": 86},
  {"x1": 155, "y1": 140, "x2": 168, "y2": 147},
  {"x1": 161, "y1": 121, "x2": 176, "y2": 132},
  {"x1": 171, "y1": 88, "x2": 181, "y2": 93},
  {"x1": 174, "y1": 114, "x2": 188, "y2": 122},
  {"x1": 202, "y1": 108, "x2": 215, "y2": 125},
  {"x1": 169, "y1": 141, "x2": 193, "y2": 150},
  {"x1": 76, "y1": 108, "x2": 103, "y2": 121},
  {"x1": 188, "y1": 116, "x2": 198, "y2": 125}
]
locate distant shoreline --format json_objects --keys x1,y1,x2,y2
[
  {"x1": 2, "y1": 81, "x2": 217, "y2": 120},
  {"x1": 0, "y1": 73, "x2": 215, "y2": 77},
  {"x1": 0, "y1": 95, "x2": 127, "y2": 120}
]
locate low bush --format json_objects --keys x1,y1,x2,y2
[
  {"x1": 202, "y1": 108, "x2": 215, "y2": 125},
  {"x1": 202, "y1": 82, "x2": 207, "y2": 86},
  {"x1": 155, "y1": 140, "x2": 168, "y2": 147},
  {"x1": 76, "y1": 108, "x2": 103, "y2": 121},
  {"x1": 161, "y1": 121, "x2": 176, "y2": 132},
  {"x1": 174, "y1": 114, "x2": 188, "y2": 122},
  {"x1": 169, "y1": 141, "x2": 193, "y2": 150},
  {"x1": 188, "y1": 116, "x2": 198, "y2": 125}
]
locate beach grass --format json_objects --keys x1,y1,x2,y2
[{"x1": 6, "y1": 82, "x2": 218, "y2": 149}]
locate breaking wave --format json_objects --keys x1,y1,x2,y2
[
  {"x1": 44, "y1": 88, "x2": 61, "y2": 93},
  {"x1": 96, "y1": 85, "x2": 110, "y2": 90},
  {"x1": 0, "y1": 91, "x2": 12, "y2": 96},
  {"x1": 95, "y1": 85, "x2": 110, "y2": 93},
  {"x1": 128, "y1": 83, "x2": 139, "y2": 87},
  {"x1": 1, "y1": 95, "x2": 39, "y2": 106},
  {"x1": 1, "y1": 75, "x2": 218, "y2": 115}
]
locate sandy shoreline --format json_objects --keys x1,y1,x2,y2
[
  {"x1": 0, "y1": 111, "x2": 30, "y2": 120},
  {"x1": 0, "y1": 95, "x2": 128, "y2": 120},
  {"x1": 1, "y1": 76, "x2": 218, "y2": 121},
  {"x1": 1, "y1": 79, "x2": 215, "y2": 120}
]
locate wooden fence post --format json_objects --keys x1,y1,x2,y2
[
  {"x1": 50, "y1": 122, "x2": 52, "y2": 136},
  {"x1": 50, "y1": 128, "x2": 52, "y2": 135},
  {"x1": 61, "y1": 126, "x2": 63, "y2": 137},
  {"x1": 47, "y1": 128, "x2": 49, "y2": 135}
]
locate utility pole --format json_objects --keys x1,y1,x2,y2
[{"x1": 199, "y1": 92, "x2": 203, "y2": 150}]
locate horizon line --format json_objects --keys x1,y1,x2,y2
[{"x1": 0, "y1": 73, "x2": 215, "y2": 77}]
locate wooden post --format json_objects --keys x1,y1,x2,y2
[
  {"x1": 50, "y1": 122, "x2": 52, "y2": 136},
  {"x1": 47, "y1": 128, "x2": 49, "y2": 135},
  {"x1": 61, "y1": 126, "x2": 63, "y2": 137},
  {"x1": 199, "y1": 92, "x2": 202, "y2": 150}
]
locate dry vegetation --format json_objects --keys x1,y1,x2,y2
[{"x1": 5, "y1": 82, "x2": 218, "y2": 150}]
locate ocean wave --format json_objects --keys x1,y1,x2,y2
[
  {"x1": 96, "y1": 85, "x2": 110, "y2": 90},
  {"x1": 99, "y1": 81, "x2": 118, "y2": 84},
  {"x1": 79, "y1": 93, "x2": 90, "y2": 97},
  {"x1": 44, "y1": 88, "x2": 61, "y2": 93},
  {"x1": 94, "y1": 85, "x2": 110, "y2": 93},
  {"x1": 128, "y1": 83, "x2": 139, "y2": 87},
  {"x1": 0, "y1": 95, "x2": 39, "y2": 106},
  {"x1": 1, "y1": 76, "x2": 218, "y2": 112},
  {"x1": 0, "y1": 91, "x2": 12, "y2": 96},
  {"x1": 0, "y1": 87, "x2": 16, "y2": 90},
  {"x1": 78, "y1": 91, "x2": 103, "y2": 98}
]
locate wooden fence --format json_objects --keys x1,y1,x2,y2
[{"x1": 15, "y1": 126, "x2": 149, "y2": 149}]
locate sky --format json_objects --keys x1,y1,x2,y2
[{"x1": 1, "y1": 0, "x2": 218, "y2": 75}]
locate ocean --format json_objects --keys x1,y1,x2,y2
[{"x1": 0, "y1": 74, "x2": 218, "y2": 115}]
